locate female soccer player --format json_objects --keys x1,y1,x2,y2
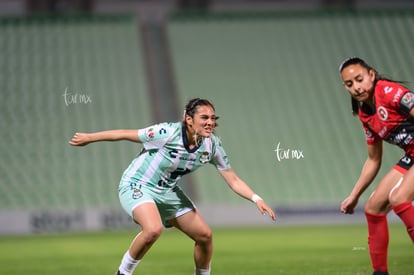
[
  {"x1": 339, "y1": 57, "x2": 414, "y2": 275},
  {"x1": 69, "y1": 98, "x2": 276, "y2": 275}
]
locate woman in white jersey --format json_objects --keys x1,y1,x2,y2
[{"x1": 69, "y1": 98, "x2": 276, "y2": 275}]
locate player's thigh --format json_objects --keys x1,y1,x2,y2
[
  {"x1": 132, "y1": 202, "x2": 163, "y2": 233},
  {"x1": 365, "y1": 168, "x2": 403, "y2": 213},
  {"x1": 169, "y1": 209, "x2": 212, "y2": 242},
  {"x1": 119, "y1": 183, "x2": 163, "y2": 230},
  {"x1": 389, "y1": 165, "x2": 414, "y2": 204}
]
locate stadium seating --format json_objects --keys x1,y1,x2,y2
[
  {"x1": 1, "y1": 10, "x2": 413, "y2": 214},
  {"x1": 167, "y1": 10, "x2": 412, "y2": 206},
  {"x1": 0, "y1": 15, "x2": 152, "y2": 210}
]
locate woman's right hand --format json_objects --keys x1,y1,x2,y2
[
  {"x1": 69, "y1": 132, "x2": 91, "y2": 146},
  {"x1": 341, "y1": 195, "x2": 359, "y2": 214}
]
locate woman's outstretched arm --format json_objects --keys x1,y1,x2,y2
[{"x1": 69, "y1": 129, "x2": 140, "y2": 146}]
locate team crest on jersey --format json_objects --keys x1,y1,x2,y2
[
  {"x1": 377, "y1": 106, "x2": 388, "y2": 121},
  {"x1": 199, "y1": 151, "x2": 210, "y2": 164},
  {"x1": 132, "y1": 188, "x2": 143, "y2": 199}
]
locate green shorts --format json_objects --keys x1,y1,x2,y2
[{"x1": 118, "y1": 182, "x2": 195, "y2": 228}]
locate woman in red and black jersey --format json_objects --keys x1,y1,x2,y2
[{"x1": 339, "y1": 57, "x2": 414, "y2": 275}]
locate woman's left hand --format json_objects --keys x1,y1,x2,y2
[{"x1": 256, "y1": 200, "x2": 276, "y2": 221}]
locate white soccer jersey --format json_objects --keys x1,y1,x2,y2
[{"x1": 120, "y1": 122, "x2": 231, "y2": 193}]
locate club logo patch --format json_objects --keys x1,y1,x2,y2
[
  {"x1": 400, "y1": 92, "x2": 414, "y2": 110},
  {"x1": 377, "y1": 106, "x2": 388, "y2": 121},
  {"x1": 132, "y1": 188, "x2": 143, "y2": 199},
  {"x1": 199, "y1": 151, "x2": 210, "y2": 164}
]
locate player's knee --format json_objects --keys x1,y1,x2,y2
[
  {"x1": 364, "y1": 199, "x2": 384, "y2": 214},
  {"x1": 196, "y1": 228, "x2": 213, "y2": 245},
  {"x1": 142, "y1": 225, "x2": 163, "y2": 244},
  {"x1": 364, "y1": 199, "x2": 376, "y2": 214},
  {"x1": 364, "y1": 196, "x2": 394, "y2": 215},
  {"x1": 388, "y1": 187, "x2": 408, "y2": 206}
]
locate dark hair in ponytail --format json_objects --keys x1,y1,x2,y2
[{"x1": 339, "y1": 57, "x2": 402, "y2": 116}]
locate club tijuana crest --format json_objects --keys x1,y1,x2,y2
[{"x1": 377, "y1": 106, "x2": 388, "y2": 121}]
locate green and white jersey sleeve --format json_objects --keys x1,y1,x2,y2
[
  {"x1": 208, "y1": 135, "x2": 231, "y2": 171},
  {"x1": 138, "y1": 122, "x2": 175, "y2": 149}
]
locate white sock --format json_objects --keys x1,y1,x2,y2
[
  {"x1": 195, "y1": 267, "x2": 210, "y2": 275},
  {"x1": 118, "y1": 251, "x2": 140, "y2": 275}
]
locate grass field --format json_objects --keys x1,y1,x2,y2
[{"x1": 0, "y1": 223, "x2": 411, "y2": 275}]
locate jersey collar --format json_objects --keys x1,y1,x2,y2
[{"x1": 182, "y1": 125, "x2": 202, "y2": 153}]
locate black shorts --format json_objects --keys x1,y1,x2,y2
[{"x1": 395, "y1": 154, "x2": 414, "y2": 174}]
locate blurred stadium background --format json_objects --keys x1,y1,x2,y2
[{"x1": 1, "y1": 0, "x2": 414, "y2": 235}]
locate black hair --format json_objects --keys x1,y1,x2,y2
[
  {"x1": 339, "y1": 57, "x2": 402, "y2": 116},
  {"x1": 339, "y1": 56, "x2": 374, "y2": 74}
]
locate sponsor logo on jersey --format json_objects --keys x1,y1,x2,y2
[
  {"x1": 391, "y1": 128, "x2": 414, "y2": 146},
  {"x1": 146, "y1": 127, "x2": 155, "y2": 139},
  {"x1": 393, "y1": 130, "x2": 408, "y2": 144},
  {"x1": 392, "y1": 88, "x2": 404, "y2": 103},
  {"x1": 377, "y1": 106, "x2": 388, "y2": 121},
  {"x1": 401, "y1": 156, "x2": 412, "y2": 165},
  {"x1": 379, "y1": 126, "x2": 388, "y2": 138},
  {"x1": 159, "y1": 128, "x2": 167, "y2": 135},
  {"x1": 400, "y1": 92, "x2": 414, "y2": 110},
  {"x1": 384, "y1": 86, "x2": 393, "y2": 94}
]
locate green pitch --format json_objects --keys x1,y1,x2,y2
[{"x1": 0, "y1": 224, "x2": 411, "y2": 274}]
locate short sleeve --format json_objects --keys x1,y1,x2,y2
[
  {"x1": 378, "y1": 81, "x2": 413, "y2": 115},
  {"x1": 210, "y1": 137, "x2": 231, "y2": 170},
  {"x1": 138, "y1": 123, "x2": 175, "y2": 150},
  {"x1": 362, "y1": 125, "x2": 380, "y2": 145}
]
